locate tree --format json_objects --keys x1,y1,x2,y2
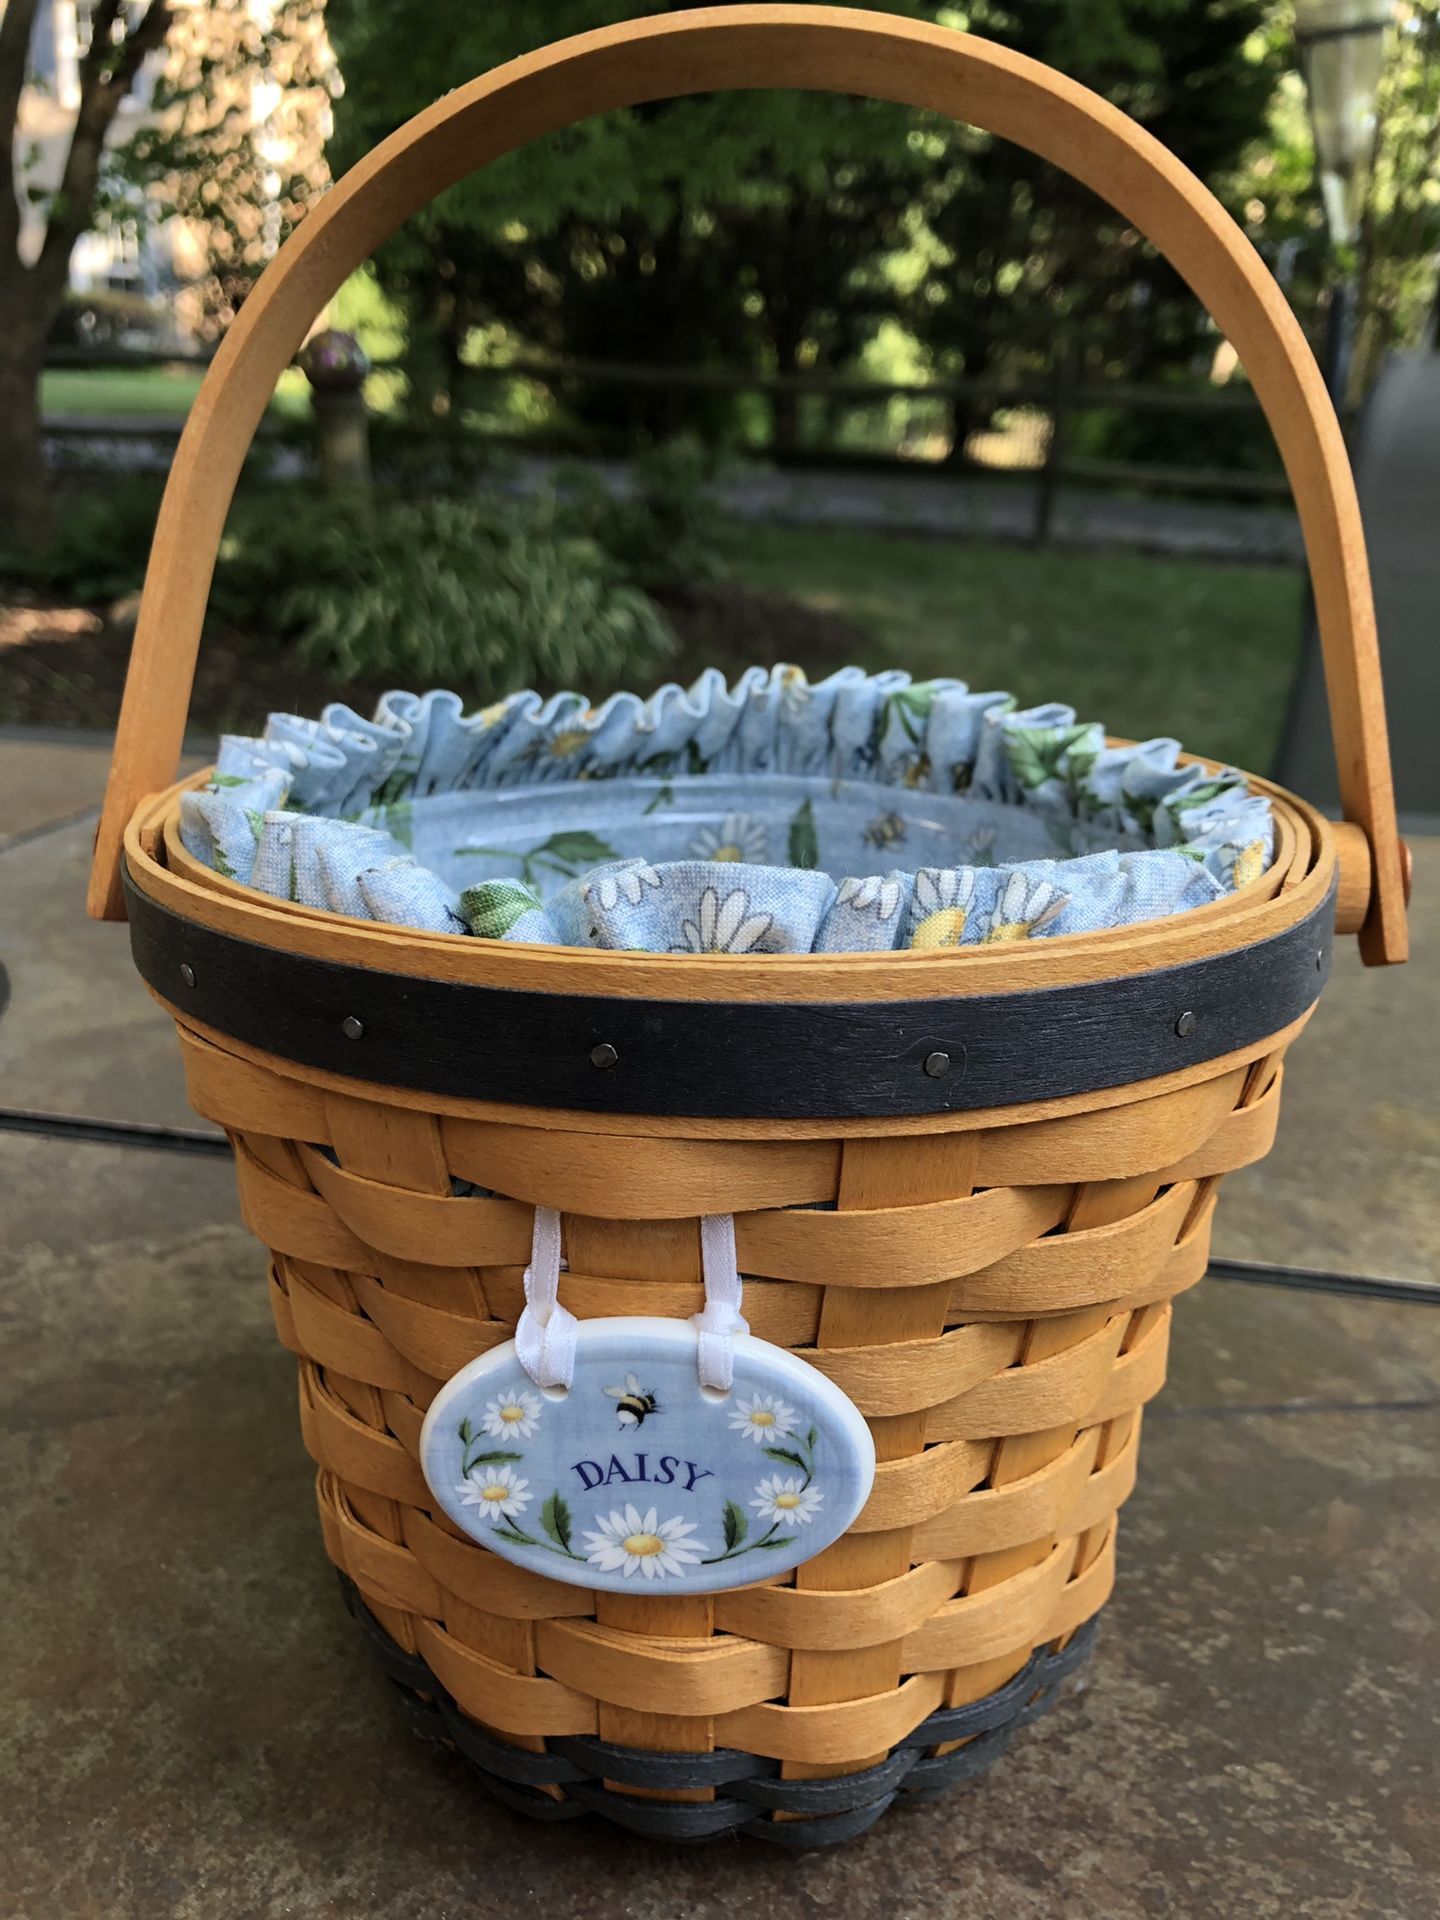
[
  {"x1": 908, "y1": 0, "x2": 1282, "y2": 456},
  {"x1": 323, "y1": 0, "x2": 936, "y2": 446},
  {"x1": 325, "y1": 1, "x2": 1282, "y2": 458},
  {"x1": 111, "y1": 0, "x2": 332, "y2": 338},
  {"x1": 0, "y1": 0, "x2": 331, "y2": 536},
  {"x1": 1220, "y1": 1, "x2": 1439, "y2": 407},
  {"x1": 0, "y1": 0, "x2": 173, "y2": 536},
  {"x1": 1352, "y1": 2, "x2": 1440, "y2": 393}
]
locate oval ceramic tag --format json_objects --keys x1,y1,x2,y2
[{"x1": 420, "y1": 1318, "x2": 876, "y2": 1594}]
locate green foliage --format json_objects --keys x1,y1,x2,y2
[
  {"x1": 458, "y1": 879, "x2": 544, "y2": 937},
  {"x1": 324, "y1": 0, "x2": 1285, "y2": 451},
  {"x1": 103, "y1": 0, "x2": 336, "y2": 332},
  {"x1": 0, "y1": 481, "x2": 163, "y2": 604},
  {"x1": 1068, "y1": 391, "x2": 1283, "y2": 479},
  {"x1": 208, "y1": 490, "x2": 677, "y2": 691},
  {"x1": 540, "y1": 1493, "x2": 574, "y2": 1553},
  {"x1": 909, "y1": 0, "x2": 1282, "y2": 398},
  {"x1": 555, "y1": 440, "x2": 734, "y2": 595},
  {"x1": 788, "y1": 799, "x2": 820, "y2": 871},
  {"x1": 1232, "y1": 4, "x2": 1440, "y2": 402},
  {"x1": 0, "y1": 477, "x2": 682, "y2": 696}
]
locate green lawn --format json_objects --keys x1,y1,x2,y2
[
  {"x1": 41, "y1": 365, "x2": 310, "y2": 419},
  {"x1": 723, "y1": 523, "x2": 1302, "y2": 776}
]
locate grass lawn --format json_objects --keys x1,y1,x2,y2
[
  {"x1": 726, "y1": 523, "x2": 1303, "y2": 775},
  {"x1": 41, "y1": 365, "x2": 310, "y2": 419}
]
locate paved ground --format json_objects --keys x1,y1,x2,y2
[
  {"x1": 45, "y1": 416, "x2": 1304, "y2": 565},
  {"x1": 2, "y1": 736, "x2": 1435, "y2": 1918}
]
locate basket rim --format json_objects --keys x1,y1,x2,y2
[
  {"x1": 126, "y1": 766, "x2": 1334, "y2": 1009},
  {"x1": 168, "y1": 1000, "x2": 1313, "y2": 1139},
  {"x1": 124, "y1": 850, "x2": 1333, "y2": 1118}
]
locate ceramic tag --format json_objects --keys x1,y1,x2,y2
[{"x1": 420, "y1": 1317, "x2": 876, "y2": 1594}]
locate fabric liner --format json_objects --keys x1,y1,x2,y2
[{"x1": 178, "y1": 665, "x2": 1273, "y2": 954}]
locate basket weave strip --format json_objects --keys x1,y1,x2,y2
[
  {"x1": 340, "y1": 1576, "x2": 1100, "y2": 1846},
  {"x1": 178, "y1": 1018, "x2": 1287, "y2": 1795}
]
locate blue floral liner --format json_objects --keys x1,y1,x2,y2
[{"x1": 178, "y1": 665, "x2": 1273, "y2": 955}]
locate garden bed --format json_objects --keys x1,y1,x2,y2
[
  {"x1": 1, "y1": 509, "x2": 1303, "y2": 772},
  {"x1": 0, "y1": 581, "x2": 869, "y2": 738}
]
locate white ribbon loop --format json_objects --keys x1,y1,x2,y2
[
  {"x1": 515, "y1": 1205, "x2": 578, "y2": 1390},
  {"x1": 692, "y1": 1212, "x2": 749, "y2": 1392},
  {"x1": 515, "y1": 1208, "x2": 746, "y2": 1393}
]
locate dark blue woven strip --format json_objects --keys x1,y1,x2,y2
[{"x1": 338, "y1": 1576, "x2": 1098, "y2": 1844}]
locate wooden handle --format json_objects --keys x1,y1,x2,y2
[{"x1": 88, "y1": 4, "x2": 1408, "y2": 964}]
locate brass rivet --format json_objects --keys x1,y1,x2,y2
[
  {"x1": 341, "y1": 1015, "x2": 365, "y2": 1041},
  {"x1": 1175, "y1": 1011, "x2": 1197, "y2": 1037},
  {"x1": 179, "y1": 963, "x2": 196, "y2": 988},
  {"x1": 922, "y1": 1050, "x2": 951, "y2": 1079},
  {"x1": 590, "y1": 1043, "x2": 619, "y2": 1070}
]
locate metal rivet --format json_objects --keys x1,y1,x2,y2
[
  {"x1": 922, "y1": 1050, "x2": 951, "y2": 1079},
  {"x1": 1175, "y1": 1011, "x2": 1197, "y2": 1037},
  {"x1": 590, "y1": 1043, "x2": 619, "y2": 1070},
  {"x1": 1317, "y1": 948, "x2": 1325, "y2": 971},
  {"x1": 341, "y1": 1015, "x2": 365, "y2": 1041},
  {"x1": 178, "y1": 963, "x2": 196, "y2": 988}
]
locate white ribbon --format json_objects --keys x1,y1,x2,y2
[
  {"x1": 515, "y1": 1207, "x2": 747, "y2": 1392},
  {"x1": 692, "y1": 1212, "x2": 749, "y2": 1392},
  {"x1": 514, "y1": 1205, "x2": 578, "y2": 1390}
]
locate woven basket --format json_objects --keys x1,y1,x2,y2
[{"x1": 91, "y1": 8, "x2": 1410, "y2": 1848}]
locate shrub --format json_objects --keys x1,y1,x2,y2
[
  {"x1": 0, "y1": 453, "x2": 709, "y2": 695},
  {"x1": 0, "y1": 480, "x2": 162, "y2": 605},
  {"x1": 211, "y1": 490, "x2": 677, "y2": 691},
  {"x1": 554, "y1": 437, "x2": 735, "y2": 597}
]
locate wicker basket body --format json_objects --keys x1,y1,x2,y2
[
  {"x1": 89, "y1": 8, "x2": 1408, "y2": 1850},
  {"x1": 112, "y1": 779, "x2": 1333, "y2": 1840}
]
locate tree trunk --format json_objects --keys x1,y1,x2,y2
[{"x1": 0, "y1": 307, "x2": 53, "y2": 542}]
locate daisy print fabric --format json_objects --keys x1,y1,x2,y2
[
  {"x1": 182, "y1": 664, "x2": 1274, "y2": 953},
  {"x1": 419, "y1": 1318, "x2": 876, "y2": 1596}
]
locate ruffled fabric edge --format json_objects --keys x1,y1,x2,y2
[{"x1": 177, "y1": 664, "x2": 1274, "y2": 953}]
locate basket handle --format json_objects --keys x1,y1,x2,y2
[{"x1": 88, "y1": 3, "x2": 1408, "y2": 963}]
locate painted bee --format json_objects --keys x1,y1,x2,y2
[
  {"x1": 604, "y1": 1374, "x2": 661, "y2": 1429},
  {"x1": 862, "y1": 810, "x2": 908, "y2": 851}
]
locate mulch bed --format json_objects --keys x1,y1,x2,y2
[{"x1": 0, "y1": 584, "x2": 870, "y2": 739}]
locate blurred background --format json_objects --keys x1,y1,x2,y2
[{"x1": 2, "y1": 0, "x2": 1437, "y2": 788}]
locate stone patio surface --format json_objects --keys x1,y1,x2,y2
[{"x1": 2, "y1": 736, "x2": 1436, "y2": 1919}]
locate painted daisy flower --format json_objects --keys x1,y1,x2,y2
[
  {"x1": 457, "y1": 1464, "x2": 531, "y2": 1524},
  {"x1": 690, "y1": 814, "x2": 769, "y2": 864},
  {"x1": 982, "y1": 873, "x2": 1068, "y2": 943},
  {"x1": 586, "y1": 862, "x2": 663, "y2": 912},
  {"x1": 729, "y1": 1391, "x2": 799, "y2": 1445},
  {"x1": 480, "y1": 1389, "x2": 543, "y2": 1441},
  {"x1": 778, "y1": 665, "x2": 810, "y2": 716},
  {"x1": 673, "y1": 886, "x2": 773, "y2": 954},
  {"x1": 1231, "y1": 838, "x2": 1266, "y2": 890},
  {"x1": 836, "y1": 874, "x2": 903, "y2": 922},
  {"x1": 908, "y1": 868, "x2": 977, "y2": 950},
  {"x1": 580, "y1": 1505, "x2": 709, "y2": 1580},
  {"x1": 751, "y1": 1474, "x2": 824, "y2": 1528}
]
